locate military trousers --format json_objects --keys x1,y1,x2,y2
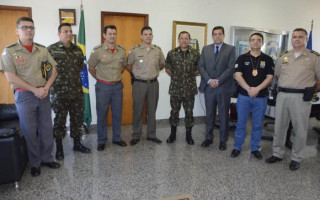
[
  {"x1": 273, "y1": 92, "x2": 311, "y2": 162},
  {"x1": 52, "y1": 95, "x2": 84, "y2": 140},
  {"x1": 169, "y1": 95, "x2": 195, "y2": 127},
  {"x1": 132, "y1": 80, "x2": 159, "y2": 139},
  {"x1": 95, "y1": 81, "x2": 123, "y2": 144},
  {"x1": 15, "y1": 91, "x2": 54, "y2": 167}
]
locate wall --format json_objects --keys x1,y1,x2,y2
[{"x1": 1, "y1": 0, "x2": 320, "y2": 125}]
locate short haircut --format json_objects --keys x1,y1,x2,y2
[
  {"x1": 293, "y1": 28, "x2": 308, "y2": 36},
  {"x1": 16, "y1": 17, "x2": 34, "y2": 27},
  {"x1": 178, "y1": 31, "x2": 190, "y2": 39},
  {"x1": 141, "y1": 26, "x2": 152, "y2": 35},
  {"x1": 212, "y1": 26, "x2": 224, "y2": 35},
  {"x1": 104, "y1": 25, "x2": 117, "y2": 34},
  {"x1": 58, "y1": 23, "x2": 71, "y2": 32},
  {"x1": 249, "y1": 32, "x2": 264, "y2": 42}
]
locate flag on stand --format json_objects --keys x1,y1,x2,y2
[
  {"x1": 307, "y1": 20, "x2": 313, "y2": 50},
  {"x1": 78, "y1": 4, "x2": 92, "y2": 127}
]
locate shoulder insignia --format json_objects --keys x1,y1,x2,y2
[
  {"x1": 34, "y1": 42, "x2": 46, "y2": 48},
  {"x1": 129, "y1": 45, "x2": 140, "y2": 53},
  {"x1": 5, "y1": 43, "x2": 18, "y2": 48},
  {"x1": 279, "y1": 50, "x2": 288, "y2": 58},
  {"x1": 93, "y1": 44, "x2": 102, "y2": 50},
  {"x1": 117, "y1": 45, "x2": 126, "y2": 50},
  {"x1": 153, "y1": 44, "x2": 162, "y2": 50},
  {"x1": 311, "y1": 50, "x2": 320, "y2": 57}
]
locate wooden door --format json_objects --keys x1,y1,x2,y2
[
  {"x1": 101, "y1": 12, "x2": 148, "y2": 125},
  {"x1": 0, "y1": 5, "x2": 32, "y2": 104}
]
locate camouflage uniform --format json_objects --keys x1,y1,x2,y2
[
  {"x1": 165, "y1": 47, "x2": 200, "y2": 127},
  {"x1": 47, "y1": 41, "x2": 84, "y2": 140}
]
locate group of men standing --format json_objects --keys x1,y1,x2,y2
[{"x1": 0, "y1": 16, "x2": 319, "y2": 179}]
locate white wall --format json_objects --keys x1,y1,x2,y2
[{"x1": 2, "y1": 0, "x2": 320, "y2": 125}]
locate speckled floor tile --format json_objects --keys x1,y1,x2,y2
[{"x1": 1, "y1": 118, "x2": 320, "y2": 200}]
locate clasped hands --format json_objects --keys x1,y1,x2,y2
[{"x1": 33, "y1": 87, "x2": 49, "y2": 99}]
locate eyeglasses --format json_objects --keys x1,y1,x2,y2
[
  {"x1": 250, "y1": 39, "x2": 262, "y2": 43},
  {"x1": 19, "y1": 26, "x2": 35, "y2": 31}
]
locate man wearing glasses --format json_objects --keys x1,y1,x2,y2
[
  {"x1": 230, "y1": 33, "x2": 274, "y2": 159},
  {"x1": 0, "y1": 17, "x2": 60, "y2": 177}
]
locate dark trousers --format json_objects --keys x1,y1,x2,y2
[{"x1": 169, "y1": 95, "x2": 195, "y2": 127}]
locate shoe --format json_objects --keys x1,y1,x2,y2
[
  {"x1": 201, "y1": 139, "x2": 213, "y2": 147},
  {"x1": 166, "y1": 125, "x2": 177, "y2": 143},
  {"x1": 41, "y1": 161, "x2": 60, "y2": 169},
  {"x1": 130, "y1": 139, "x2": 140, "y2": 146},
  {"x1": 251, "y1": 150, "x2": 262, "y2": 160},
  {"x1": 265, "y1": 156, "x2": 283, "y2": 163},
  {"x1": 31, "y1": 167, "x2": 41, "y2": 177},
  {"x1": 147, "y1": 137, "x2": 162, "y2": 144},
  {"x1": 289, "y1": 161, "x2": 300, "y2": 170},
  {"x1": 97, "y1": 144, "x2": 105, "y2": 151},
  {"x1": 219, "y1": 142, "x2": 227, "y2": 151},
  {"x1": 73, "y1": 138, "x2": 91, "y2": 153},
  {"x1": 231, "y1": 149, "x2": 241, "y2": 158},
  {"x1": 186, "y1": 127, "x2": 194, "y2": 145},
  {"x1": 112, "y1": 140, "x2": 127, "y2": 147},
  {"x1": 55, "y1": 140, "x2": 64, "y2": 160}
]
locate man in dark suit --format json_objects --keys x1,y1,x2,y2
[{"x1": 198, "y1": 26, "x2": 236, "y2": 150}]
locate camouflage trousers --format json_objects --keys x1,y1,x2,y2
[
  {"x1": 51, "y1": 97, "x2": 84, "y2": 140},
  {"x1": 169, "y1": 95, "x2": 195, "y2": 127}
]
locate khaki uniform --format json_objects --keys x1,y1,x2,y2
[
  {"x1": 87, "y1": 43, "x2": 126, "y2": 144},
  {"x1": 127, "y1": 44, "x2": 165, "y2": 139},
  {"x1": 273, "y1": 49, "x2": 320, "y2": 162},
  {"x1": 0, "y1": 40, "x2": 57, "y2": 167}
]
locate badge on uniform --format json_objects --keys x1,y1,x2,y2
[
  {"x1": 235, "y1": 64, "x2": 238, "y2": 68},
  {"x1": 42, "y1": 61, "x2": 52, "y2": 80},
  {"x1": 252, "y1": 68, "x2": 258, "y2": 76},
  {"x1": 282, "y1": 57, "x2": 288, "y2": 65},
  {"x1": 139, "y1": 59, "x2": 143, "y2": 63},
  {"x1": 245, "y1": 62, "x2": 250, "y2": 66},
  {"x1": 260, "y1": 61, "x2": 265, "y2": 68},
  {"x1": 101, "y1": 54, "x2": 108, "y2": 62}
]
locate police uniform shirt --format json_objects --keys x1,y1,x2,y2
[
  {"x1": 87, "y1": 43, "x2": 127, "y2": 82},
  {"x1": 235, "y1": 51, "x2": 274, "y2": 97},
  {"x1": 0, "y1": 40, "x2": 57, "y2": 89},
  {"x1": 47, "y1": 41, "x2": 84, "y2": 97},
  {"x1": 275, "y1": 49, "x2": 320, "y2": 89},
  {"x1": 127, "y1": 44, "x2": 165, "y2": 80},
  {"x1": 165, "y1": 47, "x2": 199, "y2": 97}
]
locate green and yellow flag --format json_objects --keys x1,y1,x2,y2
[{"x1": 77, "y1": 4, "x2": 92, "y2": 127}]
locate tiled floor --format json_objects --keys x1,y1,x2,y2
[{"x1": 1, "y1": 118, "x2": 320, "y2": 200}]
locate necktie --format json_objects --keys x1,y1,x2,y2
[{"x1": 214, "y1": 46, "x2": 219, "y2": 59}]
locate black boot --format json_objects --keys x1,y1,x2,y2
[
  {"x1": 186, "y1": 127, "x2": 194, "y2": 145},
  {"x1": 55, "y1": 140, "x2": 64, "y2": 160},
  {"x1": 166, "y1": 125, "x2": 177, "y2": 143},
  {"x1": 73, "y1": 138, "x2": 91, "y2": 153}
]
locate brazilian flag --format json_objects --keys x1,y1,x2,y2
[{"x1": 77, "y1": 5, "x2": 92, "y2": 127}]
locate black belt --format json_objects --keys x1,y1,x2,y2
[
  {"x1": 279, "y1": 87, "x2": 304, "y2": 93},
  {"x1": 134, "y1": 78, "x2": 157, "y2": 83}
]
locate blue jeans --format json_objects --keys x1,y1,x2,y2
[
  {"x1": 95, "y1": 81, "x2": 123, "y2": 144},
  {"x1": 234, "y1": 94, "x2": 267, "y2": 151}
]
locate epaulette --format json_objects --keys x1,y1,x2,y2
[
  {"x1": 117, "y1": 45, "x2": 126, "y2": 50},
  {"x1": 153, "y1": 44, "x2": 162, "y2": 50},
  {"x1": 311, "y1": 50, "x2": 320, "y2": 57},
  {"x1": 93, "y1": 44, "x2": 102, "y2": 50},
  {"x1": 5, "y1": 43, "x2": 17, "y2": 48},
  {"x1": 279, "y1": 50, "x2": 288, "y2": 57},
  {"x1": 131, "y1": 45, "x2": 140, "y2": 50},
  {"x1": 34, "y1": 42, "x2": 45, "y2": 48}
]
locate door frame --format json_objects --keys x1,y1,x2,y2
[{"x1": 0, "y1": 5, "x2": 32, "y2": 17}]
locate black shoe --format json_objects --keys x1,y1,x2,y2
[
  {"x1": 73, "y1": 139, "x2": 91, "y2": 153},
  {"x1": 147, "y1": 137, "x2": 162, "y2": 144},
  {"x1": 251, "y1": 150, "x2": 262, "y2": 160},
  {"x1": 231, "y1": 149, "x2": 241, "y2": 158},
  {"x1": 186, "y1": 127, "x2": 194, "y2": 145},
  {"x1": 55, "y1": 140, "x2": 64, "y2": 160},
  {"x1": 112, "y1": 140, "x2": 127, "y2": 147},
  {"x1": 201, "y1": 139, "x2": 213, "y2": 147},
  {"x1": 219, "y1": 142, "x2": 227, "y2": 151},
  {"x1": 41, "y1": 161, "x2": 60, "y2": 169},
  {"x1": 97, "y1": 144, "x2": 105, "y2": 151},
  {"x1": 265, "y1": 156, "x2": 283, "y2": 163},
  {"x1": 167, "y1": 126, "x2": 177, "y2": 143},
  {"x1": 130, "y1": 139, "x2": 140, "y2": 146},
  {"x1": 289, "y1": 161, "x2": 300, "y2": 171},
  {"x1": 31, "y1": 167, "x2": 41, "y2": 177}
]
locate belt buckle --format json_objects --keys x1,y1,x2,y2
[
  {"x1": 112, "y1": 82, "x2": 116, "y2": 85},
  {"x1": 147, "y1": 80, "x2": 151, "y2": 83}
]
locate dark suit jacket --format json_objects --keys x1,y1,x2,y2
[{"x1": 198, "y1": 43, "x2": 236, "y2": 94}]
